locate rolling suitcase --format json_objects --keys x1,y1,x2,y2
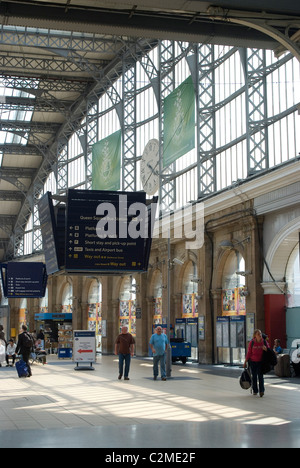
[{"x1": 16, "y1": 359, "x2": 29, "y2": 378}]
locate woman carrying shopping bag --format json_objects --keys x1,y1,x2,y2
[{"x1": 244, "y1": 329, "x2": 269, "y2": 397}]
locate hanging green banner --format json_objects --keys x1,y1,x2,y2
[
  {"x1": 92, "y1": 130, "x2": 121, "y2": 190},
  {"x1": 163, "y1": 75, "x2": 195, "y2": 168}
]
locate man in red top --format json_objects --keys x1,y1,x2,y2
[
  {"x1": 244, "y1": 329, "x2": 268, "y2": 397},
  {"x1": 115, "y1": 326, "x2": 135, "y2": 381}
]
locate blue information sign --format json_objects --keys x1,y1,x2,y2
[
  {"x1": 1, "y1": 262, "x2": 47, "y2": 298},
  {"x1": 65, "y1": 189, "x2": 156, "y2": 273}
]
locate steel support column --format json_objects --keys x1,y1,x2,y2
[
  {"x1": 241, "y1": 48, "x2": 269, "y2": 175},
  {"x1": 198, "y1": 44, "x2": 216, "y2": 195},
  {"x1": 159, "y1": 40, "x2": 176, "y2": 215}
]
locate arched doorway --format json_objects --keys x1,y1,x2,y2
[
  {"x1": 262, "y1": 217, "x2": 300, "y2": 349},
  {"x1": 286, "y1": 241, "x2": 300, "y2": 348},
  {"x1": 218, "y1": 250, "x2": 247, "y2": 365},
  {"x1": 54, "y1": 281, "x2": 73, "y2": 356},
  {"x1": 182, "y1": 260, "x2": 199, "y2": 360}
]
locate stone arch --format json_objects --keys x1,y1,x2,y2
[
  {"x1": 213, "y1": 241, "x2": 246, "y2": 291},
  {"x1": 57, "y1": 277, "x2": 72, "y2": 306},
  {"x1": 263, "y1": 216, "x2": 300, "y2": 284}
]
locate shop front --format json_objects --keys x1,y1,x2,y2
[{"x1": 34, "y1": 312, "x2": 73, "y2": 356}]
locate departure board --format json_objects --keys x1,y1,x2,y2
[{"x1": 65, "y1": 189, "x2": 155, "y2": 273}]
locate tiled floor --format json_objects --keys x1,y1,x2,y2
[{"x1": 0, "y1": 355, "x2": 299, "y2": 448}]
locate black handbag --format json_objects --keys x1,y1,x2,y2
[{"x1": 240, "y1": 367, "x2": 252, "y2": 390}]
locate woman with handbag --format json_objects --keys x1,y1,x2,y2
[{"x1": 244, "y1": 329, "x2": 269, "y2": 397}]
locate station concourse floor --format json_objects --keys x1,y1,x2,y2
[{"x1": 0, "y1": 354, "x2": 299, "y2": 449}]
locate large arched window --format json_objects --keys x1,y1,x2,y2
[
  {"x1": 39, "y1": 287, "x2": 48, "y2": 314},
  {"x1": 222, "y1": 251, "x2": 246, "y2": 316},
  {"x1": 182, "y1": 261, "x2": 198, "y2": 318},
  {"x1": 10, "y1": 35, "x2": 300, "y2": 259},
  {"x1": 87, "y1": 279, "x2": 102, "y2": 350},
  {"x1": 61, "y1": 282, "x2": 73, "y2": 313},
  {"x1": 19, "y1": 298, "x2": 28, "y2": 331},
  {"x1": 119, "y1": 276, "x2": 136, "y2": 336},
  {"x1": 152, "y1": 270, "x2": 162, "y2": 326}
]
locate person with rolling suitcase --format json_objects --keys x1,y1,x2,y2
[
  {"x1": 16, "y1": 359, "x2": 30, "y2": 378},
  {"x1": 16, "y1": 325, "x2": 34, "y2": 378}
]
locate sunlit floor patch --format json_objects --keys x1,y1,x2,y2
[{"x1": 244, "y1": 417, "x2": 290, "y2": 426}]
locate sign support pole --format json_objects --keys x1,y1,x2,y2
[{"x1": 166, "y1": 233, "x2": 172, "y2": 378}]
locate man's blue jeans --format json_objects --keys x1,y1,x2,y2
[
  {"x1": 119, "y1": 353, "x2": 131, "y2": 378},
  {"x1": 153, "y1": 354, "x2": 166, "y2": 379}
]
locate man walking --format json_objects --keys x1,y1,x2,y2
[
  {"x1": 149, "y1": 326, "x2": 169, "y2": 381},
  {"x1": 115, "y1": 326, "x2": 135, "y2": 380},
  {"x1": 16, "y1": 325, "x2": 34, "y2": 377}
]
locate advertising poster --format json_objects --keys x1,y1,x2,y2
[
  {"x1": 182, "y1": 293, "x2": 198, "y2": 318},
  {"x1": 153, "y1": 297, "x2": 162, "y2": 325},
  {"x1": 222, "y1": 288, "x2": 246, "y2": 316},
  {"x1": 222, "y1": 289, "x2": 236, "y2": 315},
  {"x1": 119, "y1": 300, "x2": 136, "y2": 336},
  {"x1": 92, "y1": 130, "x2": 121, "y2": 191},
  {"x1": 163, "y1": 75, "x2": 195, "y2": 168}
]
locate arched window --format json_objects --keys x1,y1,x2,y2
[
  {"x1": 87, "y1": 279, "x2": 102, "y2": 350},
  {"x1": 222, "y1": 251, "x2": 246, "y2": 316},
  {"x1": 182, "y1": 261, "x2": 198, "y2": 318},
  {"x1": 61, "y1": 282, "x2": 73, "y2": 313},
  {"x1": 39, "y1": 287, "x2": 48, "y2": 314},
  {"x1": 19, "y1": 298, "x2": 28, "y2": 331},
  {"x1": 153, "y1": 270, "x2": 162, "y2": 325},
  {"x1": 119, "y1": 276, "x2": 136, "y2": 336}
]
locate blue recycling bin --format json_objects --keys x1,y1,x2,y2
[{"x1": 58, "y1": 348, "x2": 73, "y2": 359}]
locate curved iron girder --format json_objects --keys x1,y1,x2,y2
[
  {"x1": 235, "y1": 20, "x2": 300, "y2": 62},
  {"x1": 207, "y1": 10, "x2": 300, "y2": 63},
  {"x1": 0, "y1": 168, "x2": 33, "y2": 194},
  {"x1": 6, "y1": 37, "x2": 156, "y2": 260}
]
